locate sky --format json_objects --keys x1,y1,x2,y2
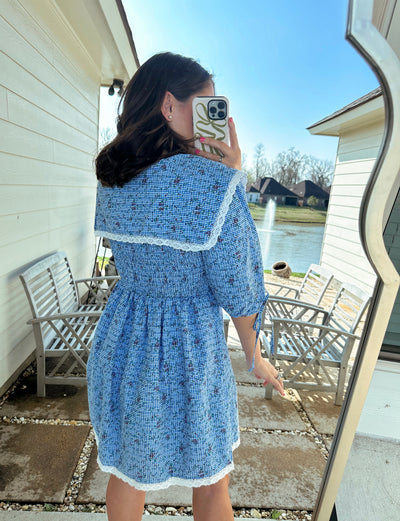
[{"x1": 100, "y1": 0, "x2": 379, "y2": 168}]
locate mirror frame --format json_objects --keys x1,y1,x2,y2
[{"x1": 312, "y1": 0, "x2": 400, "y2": 519}]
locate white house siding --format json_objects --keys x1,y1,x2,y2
[
  {"x1": 0, "y1": 0, "x2": 100, "y2": 392},
  {"x1": 383, "y1": 192, "x2": 400, "y2": 350},
  {"x1": 320, "y1": 120, "x2": 384, "y2": 295}
]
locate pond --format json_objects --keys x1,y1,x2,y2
[{"x1": 254, "y1": 202, "x2": 325, "y2": 274}]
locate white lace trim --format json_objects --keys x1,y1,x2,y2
[
  {"x1": 93, "y1": 431, "x2": 240, "y2": 491},
  {"x1": 95, "y1": 169, "x2": 246, "y2": 252}
]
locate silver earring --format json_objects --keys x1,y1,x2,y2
[{"x1": 168, "y1": 115, "x2": 172, "y2": 120}]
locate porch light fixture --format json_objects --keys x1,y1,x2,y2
[{"x1": 108, "y1": 79, "x2": 124, "y2": 96}]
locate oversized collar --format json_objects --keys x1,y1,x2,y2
[{"x1": 94, "y1": 154, "x2": 246, "y2": 252}]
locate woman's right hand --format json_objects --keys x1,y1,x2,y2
[
  {"x1": 252, "y1": 357, "x2": 285, "y2": 397},
  {"x1": 195, "y1": 118, "x2": 242, "y2": 170},
  {"x1": 232, "y1": 314, "x2": 285, "y2": 397}
]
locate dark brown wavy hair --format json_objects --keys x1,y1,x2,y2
[{"x1": 96, "y1": 52, "x2": 213, "y2": 187}]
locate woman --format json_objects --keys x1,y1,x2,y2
[{"x1": 87, "y1": 52, "x2": 285, "y2": 521}]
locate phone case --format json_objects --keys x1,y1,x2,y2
[{"x1": 192, "y1": 96, "x2": 230, "y2": 157}]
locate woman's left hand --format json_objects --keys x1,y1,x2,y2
[{"x1": 195, "y1": 118, "x2": 242, "y2": 170}]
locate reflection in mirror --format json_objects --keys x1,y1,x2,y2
[
  {"x1": 335, "y1": 188, "x2": 400, "y2": 520},
  {"x1": 312, "y1": 0, "x2": 400, "y2": 519}
]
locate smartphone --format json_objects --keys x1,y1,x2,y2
[{"x1": 192, "y1": 96, "x2": 230, "y2": 157}]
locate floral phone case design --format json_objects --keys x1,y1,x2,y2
[{"x1": 192, "y1": 96, "x2": 230, "y2": 157}]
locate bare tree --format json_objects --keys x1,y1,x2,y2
[
  {"x1": 99, "y1": 126, "x2": 116, "y2": 150},
  {"x1": 272, "y1": 147, "x2": 306, "y2": 186},
  {"x1": 241, "y1": 153, "x2": 255, "y2": 184},
  {"x1": 252, "y1": 143, "x2": 270, "y2": 179},
  {"x1": 305, "y1": 156, "x2": 334, "y2": 190},
  {"x1": 241, "y1": 152, "x2": 249, "y2": 173}
]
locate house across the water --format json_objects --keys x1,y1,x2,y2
[
  {"x1": 248, "y1": 177, "x2": 298, "y2": 205},
  {"x1": 288, "y1": 180, "x2": 330, "y2": 208},
  {"x1": 245, "y1": 182, "x2": 261, "y2": 203}
]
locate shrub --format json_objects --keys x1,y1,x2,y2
[{"x1": 307, "y1": 195, "x2": 318, "y2": 207}]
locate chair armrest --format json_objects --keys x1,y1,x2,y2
[
  {"x1": 27, "y1": 311, "x2": 102, "y2": 324},
  {"x1": 263, "y1": 298, "x2": 328, "y2": 333},
  {"x1": 270, "y1": 317, "x2": 359, "y2": 339},
  {"x1": 268, "y1": 297, "x2": 325, "y2": 313},
  {"x1": 265, "y1": 281, "x2": 299, "y2": 298},
  {"x1": 266, "y1": 298, "x2": 328, "y2": 320},
  {"x1": 75, "y1": 276, "x2": 120, "y2": 283},
  {"x1": 75, "y1": 277, "x2": 120, "y2": 306}
]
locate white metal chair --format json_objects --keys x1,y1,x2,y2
[
  {"x1": 20, "y1": 251, "x2": 119, "y2": 396},
  {"x1": 223, "y1": 265, "x2": 333, "y2": 340},
  {"x1": 263, "y1": 264, "x2": 334, "y2": 329},
  {"x1": 267, "y1": 263, "x2": 333, "y2": 303},
  {"x1": 261, "y1": 282, "x2": 371, "y2": 405}
]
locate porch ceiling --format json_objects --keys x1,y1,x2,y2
[{"x1": 54, "y1": 0, "x2": 139, "y2": 87}]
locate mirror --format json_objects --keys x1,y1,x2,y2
[
  {"x1": 0, "y1": 1, "x2": 398, "y2": 519},
  {"x1": 313, "y1": 0, "x2": 400, "y2": 519}
]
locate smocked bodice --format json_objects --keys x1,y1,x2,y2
[{"x1": 110, "y1": 240, "x2": 212, "y2": 299}]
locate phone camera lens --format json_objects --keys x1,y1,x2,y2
[
  {"x1": 217, "y1": 101, "x2": 225, "y2": 110},
  {"x1": 217, "y1": 111, "x2": 225, "y2": 118},
  {"x1": 210, "y1": 106, "x2": 217, "y2": 114}
]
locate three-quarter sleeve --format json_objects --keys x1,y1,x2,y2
[
  {"x1": 202, "y1": 184, "x2": 268, "y2": 372},
  {"x1": 202, "y1": 184, "x2": 266, "y2": 316}
]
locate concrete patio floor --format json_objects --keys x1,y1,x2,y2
[{"x1": 0, "y1": 273, "x2": 344, "y2": 518}]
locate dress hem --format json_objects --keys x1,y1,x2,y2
[{"x1": 94, "y1": 434, "x2": 240, "y2": 491}]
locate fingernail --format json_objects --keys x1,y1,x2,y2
[
  {"x1": 229, "y1": 117, "x2": 233, "y2": 123},
  {"x1": 195, "y1": 149, "x2": 200, "y2": 155},
  {"x1": 199, "y1": 137, "x2": 206, "y2": 143}
]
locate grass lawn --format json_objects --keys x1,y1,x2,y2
[
  {"x1": 97, "y1": 256, "x2": 110, "y2": 266},
  {"x1": 248, "y1": 203, "x2": 327, "y2": 224},
  {"x1": 264, "y1": 269, "x2": 305, "y2": 277}
]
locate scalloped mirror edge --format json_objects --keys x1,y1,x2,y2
[{"x1": 312, "y1": 0, "x2": 400, "y2": 519}]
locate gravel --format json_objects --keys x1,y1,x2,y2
[{"x1": 0, "y1": 360, "x2": 322, "y2": 520}]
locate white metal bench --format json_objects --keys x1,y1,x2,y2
[
  {"x1": 20, "y1": 251, "x2": 119, "y2": 396},
  {"x1": 261, "y1": 282, "x2": 371, "y2": 405}
]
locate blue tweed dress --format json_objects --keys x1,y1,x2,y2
[{"x1": 87, "y1": 154, "x2": 267, "y2": 491}]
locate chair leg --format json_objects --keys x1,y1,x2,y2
[
  {"x1": 264, "y1": 383, "x2": 274, "y2": 399},
  {"x1": 223, "y1": 318, "x2": 229, "y2": 340},
  {"x1": 37, "y1": 351, "x2": 46, "y2": 397},
  {"x1": 263, "y1": 348, "x2": 276, "y2": 399},
  {"x1": 335, "y1": 364, "x2": 347, "y2": 406}
]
